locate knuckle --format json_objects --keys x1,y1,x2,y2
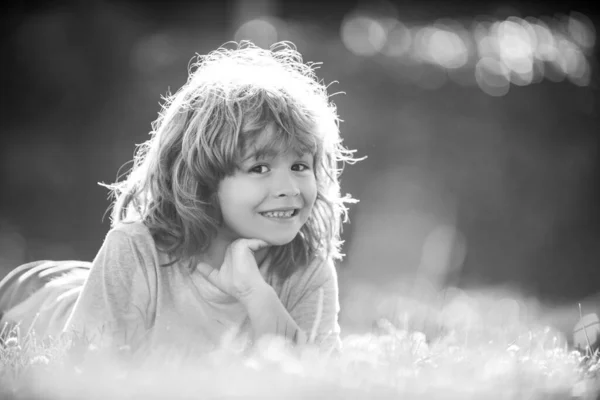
[{"x1": 235, "y1": 239, "x2": 249, "y2": 249}]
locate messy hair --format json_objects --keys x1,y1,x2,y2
[{"x1": 102, "y1": 41, "x2": 361, "y2": 281}]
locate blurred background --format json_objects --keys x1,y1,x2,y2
[{"x1": 1, "y1": 0, "x2": 598, "y2": 336}]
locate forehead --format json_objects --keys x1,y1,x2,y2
[{"x1": 239, "y1": 123, "x2": 314, "y2": 161}]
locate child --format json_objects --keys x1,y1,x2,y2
[{"x1": 0, "y1": 41, "x2": 360, "y2": 355}]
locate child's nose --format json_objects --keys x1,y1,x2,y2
[{"x1": 273, "y1": 171, "x2": 300, "y2": 197}]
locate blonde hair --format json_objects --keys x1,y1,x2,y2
[{"x1": 103, "y1": 41, "x2": 361, "y2": 281}]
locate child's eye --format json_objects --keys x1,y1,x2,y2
[
  {"x1": 249, "y1": 165, "x2": 269, "y2": 174},
  {"x1": 292, "y1": 163, "x2": 310, "y2": 172}
]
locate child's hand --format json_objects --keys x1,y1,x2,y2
[{"x1": 196, "y1": 238, "x2": 270, "y2": 301}]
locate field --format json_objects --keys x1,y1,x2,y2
[{"x1": 1, "y1": 292, "x2": 599, "y2": 400}]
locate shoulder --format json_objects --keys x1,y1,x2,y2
[
  {"x1": 110, "y1": 220, "x2": 153, "y2": 240},
  {"x1": 91, "y1": 221, "x2": 161, "y2": 288},
  {"x1": 99, "y1": 221, "x2": 159, "y2": 263},
  {"x1": 104, "y1": 221, "x2": 155, "y2": 249}
]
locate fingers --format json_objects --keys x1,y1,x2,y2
[
  {"x1": 195, "y1": 262, "x2": 216, "y2": 281},
  {"x1": 237, "y1": 238, "x2": 270, "y2": 252}
]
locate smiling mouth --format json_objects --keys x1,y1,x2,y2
[{"x1": 259, "y1": 209, "x2": 299, "y2": 219}]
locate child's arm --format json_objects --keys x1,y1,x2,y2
[
  {"x1": 241, "y1": 284, "x2": 309, "y2": 345},
  {"x1": 241, "y1": 257, "x2": 341, "y2": 351},
  {"x1": 195, "y1": 238, "x2": 309, "y2": 344},
  {"x1": 287, "y1": 257, "x2": 341, "y2": 351},
  {"x1": 63, "y1": 228, "x2": 153, "y2": 350},
  {"x1": 197, "y1": 239, "x2": 341, "y2": 350}
]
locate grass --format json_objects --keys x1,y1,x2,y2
[{"x1": 1, "y1": 296, "x2": 599, "y2": 400}]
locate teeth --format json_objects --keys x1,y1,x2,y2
[{"x1": 262, "y1": 210, "x2": 295, "y2": 218}]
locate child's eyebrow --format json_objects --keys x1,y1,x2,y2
[
  {"x1": 240, "y1": 147, "x2": 274, "y2": 163},
  {"x1": 240, "y1": 147, "x2": 312, "y2": 163}
]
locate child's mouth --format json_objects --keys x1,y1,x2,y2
[{"x1": 259, "y1": 209, "x2": 299, "y2": 219}]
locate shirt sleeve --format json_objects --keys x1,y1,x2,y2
[
  {"x1": 63, "y1": 228, "x2": 153, "y2": 350},
  {"x1": 288, "y1": 257, "x2": 342, "y2": 352}
]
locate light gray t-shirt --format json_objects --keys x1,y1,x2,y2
[{"x1": 64, "y1": 222, "x2": 341, "y2": 353}]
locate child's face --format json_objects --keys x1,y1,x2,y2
[{"x1": 216, "y1": 128, "x2": 317, "y2": 246}]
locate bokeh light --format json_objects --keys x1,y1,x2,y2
[
  {"x1": 234, "y1": 17, "x2": 280, "y2": 49},
  {"x1": 427, "y1": 26, "x2": 469, "y2": 69},
  {"x1": 475, "y1": 57, "x2": 511, "y2": 96},
  {"x1": 566, "y1": 12, "x2": 596, "y2": 50},
  {"x1": 341, "y1": 13, "x2": 387, "y2": 56},
  {"x1": 495, "y1": 18, "x2": 535, "y2": 83},
  {"x1": 381, "y1": 21, "x2": 412, "y2": 58},
  {"x1": 339, "y1": 5, "x2": 595, "y2": 95},
  {"x1": 531, "y1": 18, "x2": 558, "y2": 61},
  {"x1": 556, "y1": 38, "x2": 592, "y2": 86}
]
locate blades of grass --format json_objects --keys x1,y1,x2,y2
[
  {"x1": 579, "y1": 303, "x2": 594, "y2": 358},
  {"x1": 0, "y1": 321, "x2": 8, "y2": 342},
  {"x1": 25, "y1": 312, "x2": 41, "y2": 340}
]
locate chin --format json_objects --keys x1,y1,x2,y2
[{"x1": 261, "y1": 233, "x2": 297, "y2": 247}]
